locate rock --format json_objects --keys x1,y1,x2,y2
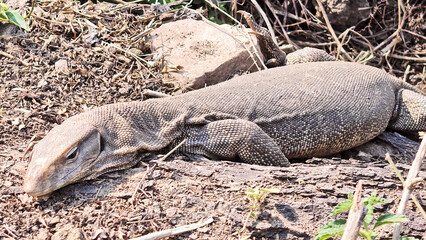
[
  {"x1": 149, "y1": 19, "x2": 262, "y2": 92},
  {"x1": 314, "y1": 0, "x2": 371, "y2": 30},
  {"x1": 36, "y1": 228, "x2": 51, "y2": 240},
  {"x1": 51, "y1": 225, "x2": 84, "y2": 240}
]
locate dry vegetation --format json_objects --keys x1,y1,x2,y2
[{"x1": 0, "y1": 0, "x2": 424, "y2": 239}]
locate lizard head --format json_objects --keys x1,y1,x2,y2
[{"x1": 23, "y1": 120, "x2": 102, "y2": 197}]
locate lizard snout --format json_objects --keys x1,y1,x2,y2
[{"x1": 23, "y1": 157, "x2": 56, "y2": 196}]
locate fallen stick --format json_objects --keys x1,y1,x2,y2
[
  {"x1": 392, "y1": 137, "x2": 425, "y2": 240},
  {"x1": 341, "y1": 181, "x2": 367, "y2": 240},
  {"x1": 385, "y1": 155, "x2": 426, "y2": 221},
  {"x1": 143, "y1": 90, "x2": 170, "y2": 98},
  {"x1": 129, "y1": 217, "x2": 214, "y2": 240}
]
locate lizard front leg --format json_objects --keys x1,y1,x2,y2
[{"x1": 181, "y1": 119, "x2": 290, "y2": 167}]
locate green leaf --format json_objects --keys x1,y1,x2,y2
[
  {"x1": 358, "y1": 231, "x2": 369, "y2": 239},
  {"x1": 348, "y1": 192, "x2": 354, "y2": 200},
  {"x1": 364, "y1": 191, "x2": 387, "y2": 206},
  {"x1": 401, "y1": 236, "x2": 418, "y2": 240},
  {"x1": 314, "y1": 219, "x2": 346, "y2": 240},
  {"x1": 364, "y1": 203, "x2": 374, "y2": 224},
  {"x1": 363, "y1": 191, "x2": 387, "y2": 224},
  {"x1": 5, "y1": 9, "x2": 30, "y2": 31},
  {"x1": 329, "y1": 200, "x2": 352, "y2": 217},
  {"x1": 373, "y1": 213, "x2": 409, "y2": 229}
]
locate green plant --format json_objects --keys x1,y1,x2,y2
[
  {"x1": 401, "y1": 236, "x2": 418, "y2": 240},
  {"x1": 0, "y1": 0, "x2": 30, "y2": 31},
  {"x1": 315, "y1": 191, "x2": 410, "y2": 240},
  {"x1": 234, "y1": 186, "x2": 280, "y2": 239},
  {"x1": 245, "y1": 186, "x2": 280, "y2": 218}
]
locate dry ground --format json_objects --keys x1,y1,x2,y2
[{"x1": 0, "y1": 0, "x2": 425, "y2": 239}]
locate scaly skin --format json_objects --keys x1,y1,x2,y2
[{"x1": 23, "y1": 62, "x2": 426, "y2": 196}]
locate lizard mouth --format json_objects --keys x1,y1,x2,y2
[
  {"x1": 24, "y1": 153, "x2": 99, "y2": 197},
  {"x1": 58, "y1": 156, "x2": 96, "y2": 184}
]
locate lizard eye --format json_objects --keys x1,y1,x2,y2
[{"x1": 66, "y1": 147, "x2": 79, "y2": 160}]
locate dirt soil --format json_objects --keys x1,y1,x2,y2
[{"x1": 0, "y1": 1, "x2": 425, "y2": 239}]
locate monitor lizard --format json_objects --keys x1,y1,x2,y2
[{"x1": 23, "y1": 61, "x2": 426, "y2": 196}]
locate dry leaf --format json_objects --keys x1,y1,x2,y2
[
  {"x1": 18, "y1": 194, "x2": 34, "y2": 204},
  {"x1": 162, "y1": 64, "x2": 183, "y2": 73},
  {"x1": 57, "y1": 108, "x2": 67, "y2": 115}
]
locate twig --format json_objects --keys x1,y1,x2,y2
[
  {"x1": 249, "y1": 0, "x2": 277, "y2": 45},
  {"x1": 381, "y1": 37, "x2": 401, "y2": 54},
  {"x1": 387, "y1": 54, "x2": 426, "y2": 62},
  {"x1": 403, "y1": 65, "x2": 411, "y2": 82},
  {"x1": 401, "y1": 29, "x2": 426, "y2": 41},
  {"x1": 103, "y1": 41, "x2": 149, "y2": 65},
  {"x1": 293, "y1": 41, "x2": 333, "y2": 47},
  {"x1": 285, "y1": 12, "x2": 328, "y2": 30},
  {"x1": 143, "y1": 90, "x2": 170, "y2": 98},
  {"x1": 34, "y1": 15, "x2": 69, "y2": 26},
  {"x1": 264, "y1": 0, "x2": 298, "y2": 49},
  {"x1": 129, "y1": 217, "x2": 213, "y2": 240},
  {"x1": 375, "y1": 0, "x2": 407, "y2": 53},
  {"x1": 341, "y1": 181, "x2": 367, "y2": 240},
  {"x1": 315, "y1": 0, "x2": 353, "y2": 62},
  {"x1": 3, "y1": 225, "x2": 18, "y2": 238},
  {"x1": 130, "y1": 139, "x2": 187, "y2": 204},
  {"x1": 385, "y1": 154, "x2": 426, "y2": 220},
  {"x1": 204, "y1": 0, "x2": 240, "y2": 24},
  {"x1": 392, "y1": 138, "x2": 426, "y2": 240},
  {"x1": 342, "y1": 29, "x2": 374, "y2": 58},
  {"x1": 24, "y1": 0, "x2": 36, "y2": 19},
  {"x1": 0, "y1": 50, "x2": 14, "y2": 58},
  {"x1": 0, "y1": 50, "x2": 31, "y2": 66}
]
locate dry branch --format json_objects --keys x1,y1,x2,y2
[
  {"x1": 392, "y1": 137, "x2": 426, "y2": 239},
  {"x1": 249, "y1": 0, "x2": 277, "y2": 45},
  {"x1": 341, "y1": 181, "x2": 367, "y2": 240},
  {"x1": 129, "y1": 217, "x2": 213, "y2": 240},
  {"x1": 264, "y1": 0, "x2": 298, "y2": 49},
  {"x1": 143, "y1": 90, "x2": 170, "y2": 98}
]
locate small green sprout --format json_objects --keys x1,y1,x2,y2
[
  {"x1": 234, "y1": 186, "x2": 280, "y2": 240},
  {"x1": 245, "y1": 186, "x2": 280, "y2": 219}
]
